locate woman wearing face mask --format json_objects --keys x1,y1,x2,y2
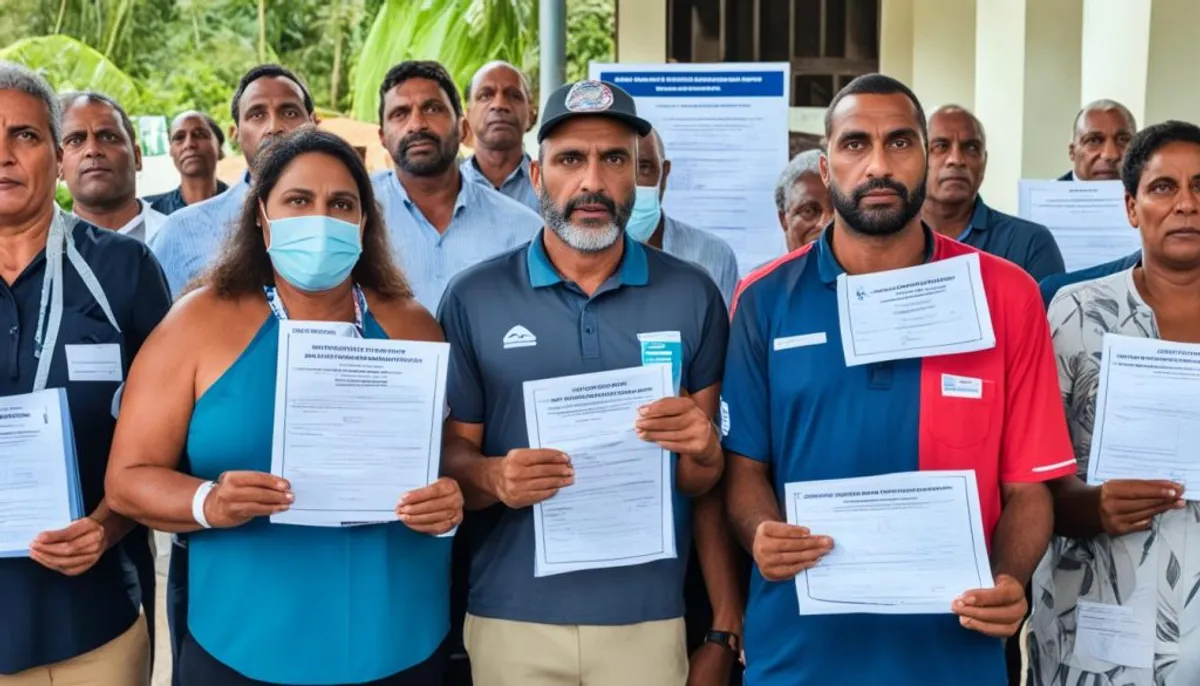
[{"x1": 103, "y1": 126, "x2": 462, "y2": 686}]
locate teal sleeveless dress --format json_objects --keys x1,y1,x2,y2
[{"x1": 184, "y1": 314, "x2": 451, "y2": 684}]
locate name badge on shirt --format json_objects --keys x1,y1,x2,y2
[
  {"x1": 638, "y1": 331, "x2": 682, "y2": 394},
  {"x1": 773, "y1": 332, "x2": 827, "y2": 351},
  {"x1": 65, "y1": 344, "x2": 123, "y2": 382},
  {"x1": 941, "y1": 374, "x2": 983, "y2": 399}
]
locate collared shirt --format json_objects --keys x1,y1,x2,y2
[
  {"x1": 1038, "y1": 250, "x2": 1142, "y2": 306},
  {"x1": 662, "y1": 214, "x2": 740, "y2": 308},
  {"x1": 721, "y1": 228, "x2": 1075, "y2": 686},
  {"x1": 439, "y1": 231, "x2": 729, "y2": 626},
  {"x1": 1029, "y1": 268, "x2": 1200, "y2": 685},
  {"x1": 112, "y1": 199, "x2": 168, "y2": 244},
  {"x1": 0, "y1": 220, "x2": 171, "y2": 674},
  {"x1": 145, "y1": 180, "x2": 231, "y2": 216},
  {"x1": 372, "y1": 170, "x2": 542, "y2": 312},
  {"x1": 460, "y1": 153, "x2": 539, "y2": 212},
  {"x1": 955, "y1": 197, "x2": 1065, "y2": 283},
  {"x1": 149, "y1": 175, "x2": 249, "y2": 298}
]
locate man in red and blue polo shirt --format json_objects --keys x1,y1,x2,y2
[{"x1": 721, "y1": 74, "x2": 1076, "y2": 685}]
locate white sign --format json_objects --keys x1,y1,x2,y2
[
  {"x1": 589, "y1": 62, "x2": 791, "y2": 274},
  {"x1": 1017, "y1": 179, "x2": 1141, "y2": 272}
]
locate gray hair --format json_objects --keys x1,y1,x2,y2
[
  {"x1": 0, "y1": 62, "x2": 61, "y2": 146},
  {"x1": 775, "y1": 149, "x2": 822, "y2": 212},
  {"x1": 466, "y1": 60, "x2": 532, "y2": 101},
  {"x1": 1073, "y1": 99, "x2": 1137, "y2": 139}
]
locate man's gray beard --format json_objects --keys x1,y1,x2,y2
[
  {"x1": 540, "y1": 188, "x2": 627, "y2": 253},
  {"x1": 547, "y1": 217, "x2": 623, "y2": 253}
]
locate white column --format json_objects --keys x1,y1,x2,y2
[
  {"x1": 1080, "y1": 0, "x2": 1151, "y2": 126},
  {"x1": 910, "y1": 0, "x2": 976, "y2": 111},
  {"x1": 1144, "y1": 0, "x2": 1200, "y2": 125},
  {"x1": 615, "y1": 0, "x2": 667, "y2": 62},
  {"x1": 974, "y1": 0, "x2": 1083, "y2": 212},
  {"x1": 879, "y1": 0, "x2": 915, "y2": 85}
]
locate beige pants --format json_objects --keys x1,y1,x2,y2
[
  {"x1": 0, "y1": 614, "x2": 150, "y2": 686},
  {"x1": 464, "y1": 613, "x2": 687, "y2": 686}
]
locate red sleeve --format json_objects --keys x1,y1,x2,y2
[{"x1": 1000, "y1": 285, "x2": 1076, "y2": 482}]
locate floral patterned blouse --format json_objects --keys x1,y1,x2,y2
[{"x1": 1028, "y1": 268, "x2": 1200, "y2": 686}]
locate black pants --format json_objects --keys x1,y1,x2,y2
[
  {"x1": 179, "y1": 633, "x2": 447, "y2": 686},
  {"x1": 167, "y1": 540, "x2": 189, "y2": 686}
]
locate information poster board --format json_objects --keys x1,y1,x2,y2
[{"x1": 589, "y1": 62, "x2": 791, "y2": 274}]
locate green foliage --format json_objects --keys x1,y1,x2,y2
[
  {"x1": 0, "y1": 35, "x2": 145, "y2": 108},
  {"x1": 350, "y1": 0, "x2": 532, "y2": 123},
  {"x1": 0, "y1": 0, "x2": 616, "y2": 136}
]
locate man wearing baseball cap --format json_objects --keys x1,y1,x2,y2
[{"x1": 438, "y1": 80, "x2": 732, "y2": 686}]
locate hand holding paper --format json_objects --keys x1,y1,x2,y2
[
  {"x1": 1098, "y1": 479, "x2": 1185, "y2": 535},
  {"x1": 952, "y1": 574, "x2": 1026, "y2": 638},
  {"x1": 492, "y1": 448, "x2": 575, "y2": 509},
  {"x1": 397, "y1": 477, "x2": 464, "y2": 535},
  {"x1": 635, "y1": 396, "x2": 717, "y2": 460},
  {"x1": 752, "y1": 520, "x2": 834, "y2": 582},
  {"x1": 204, "y1": 471, "x2": 293, "y2": 528},
  {"x1": 30, "y1": 517, "x2": 108, "y2": 577}
]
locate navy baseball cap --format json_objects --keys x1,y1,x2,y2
[{"x1": 537, "y1": 80, "x2": 652, "y2": 142}]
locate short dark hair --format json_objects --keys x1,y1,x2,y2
[
  {"x1": 172, "y1": 111, "x2": 226, "y2": 148},
  {"x1": 377, "y1": 60, "x2": 462, "y2": 124},
  {"x1": 1120, "y1": 120, "x2": 1200, "y2": 196},
  {"x1": 59, "y1": 91, "x2": 137, "y2": 146},
  {"x1": 824, "y1": 73, "x2": 927, "y2": 143},
  {"x1": 230, "y1": 64, "x2": 314, "y2": 123},
  {"x1": 202, "y1": 126, "x2": 410, "y2": 300}
]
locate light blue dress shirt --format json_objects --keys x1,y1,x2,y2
[
  {"x1": 661, "y1": 214, "x2": 739, "y2": 308},
  {"x1": 459, "y1": 154, "x2": 539, "y2": 213},
  {"x1": 149, "y1": 175, "x2": 249, "y2": 298},
  {"x1": 372, "y1": 170, "x2": 542, "y2": 312}
]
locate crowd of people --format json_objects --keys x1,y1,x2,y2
[{"x1": 0, "y1": 48, "x2": 1195, "y2": 686}]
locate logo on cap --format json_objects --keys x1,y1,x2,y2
[{"x1": 565, "y1": 81, "x2": 614, "y2": 113}]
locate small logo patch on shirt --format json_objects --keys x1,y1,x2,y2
[
  {"x1": 719, "y1": 399, "x2": 731, "y2": 436},
  {"x1": 773, "y1": 332, "x2": 827, "y2": 351},
  {"x1": 941, "y1": 374, "x2": 983, "y2": 399},
  {"x1": 502, "y1": 325, "x2": 537, "y2": 349}
]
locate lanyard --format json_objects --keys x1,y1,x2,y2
[
  {"x1": 32, "y1": 210, "x2": 122, "y2": 392},
  {"x1": 262, "y1": 283, "x2": 368, "y2": 336}
]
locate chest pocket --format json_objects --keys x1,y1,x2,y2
[
  {"x1": 923, "y1": 350, "x2": 1001, "y2": 450},
  {"x1": 49, "y1": 308, "x2": 126, "y2": 387}
]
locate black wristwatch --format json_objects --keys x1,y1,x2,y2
[{"x1": 704, "y1": 629, "x2": 740, "y2": 654}]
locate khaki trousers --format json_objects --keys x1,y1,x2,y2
[
  {"x1": 464, "y1": 613, "x2": 687, "y2": 686},
  {"x1": 0, "y1": 614, "x2": 150, "y2": 686}
]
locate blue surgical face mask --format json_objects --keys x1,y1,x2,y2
[
  {"x1": 262, "y1": 206, "x2": 363, "y2": 292},
  {"x1": 625, "y1": 179, "x2": 663, "y2": 243}
]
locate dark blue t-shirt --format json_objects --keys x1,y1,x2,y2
[{"x1": 0, "y1": 219, "x2": 171, "y2": 674}]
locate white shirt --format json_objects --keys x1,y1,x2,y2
[{"x1": 84, "y1": 200, "x2": 168, "y2": 244}]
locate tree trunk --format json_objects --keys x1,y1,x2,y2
[{"x1": 258, "y1": 0, "x2": 267, "y2": 62}]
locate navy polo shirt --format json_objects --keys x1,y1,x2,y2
[
  {"x1": 722, "y1": 228, "x2": 1075, "y2": 685},
  {"x1": 439, "y1": 231, "x2": 728, "y2": 626},
  {"x1": 1038, "y1": 249, "x2": 1141, "y2": 307},
  {"x1": 956, "y1": 197, "x2": 1065, "y2": 282},
  {"x1": 144, "y1": 180, "x2": 230, "y2": 216},
  {"x1": 0, "y1": 219, "x2": 171, "y2": 674}
]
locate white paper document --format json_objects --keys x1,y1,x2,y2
[
  {"x1": 785, "y1": 470, "x2": 993, "y2": 615},
  {"x1": 1087, "y1": 334, "x2": 1200, "y2": 494},
  {"x1": 836, "y1": 253, "x2": 995, "y2": 366},
  {"x1": 1017, "y1": 179, "x2": 1141, "y2": 272},
  {"x1": 270, "y1": 325, "x2": 449, "y2": 527},
  {"x1": 0, "y1": 389, "x2": 84, "y2": 557},
  {"x1": 524, "y1": 365, "x2": 676, "y2": 577},
  {"x1": 590, "y1": 62, "x2": 790, "y2": 274},
  {"x1": 1074, "y1": 600, "x2": 1155, "y2": 669}
]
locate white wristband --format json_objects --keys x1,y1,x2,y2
[{"x1": 192, "y1": 480, "x2": 216, "y2": 529}]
